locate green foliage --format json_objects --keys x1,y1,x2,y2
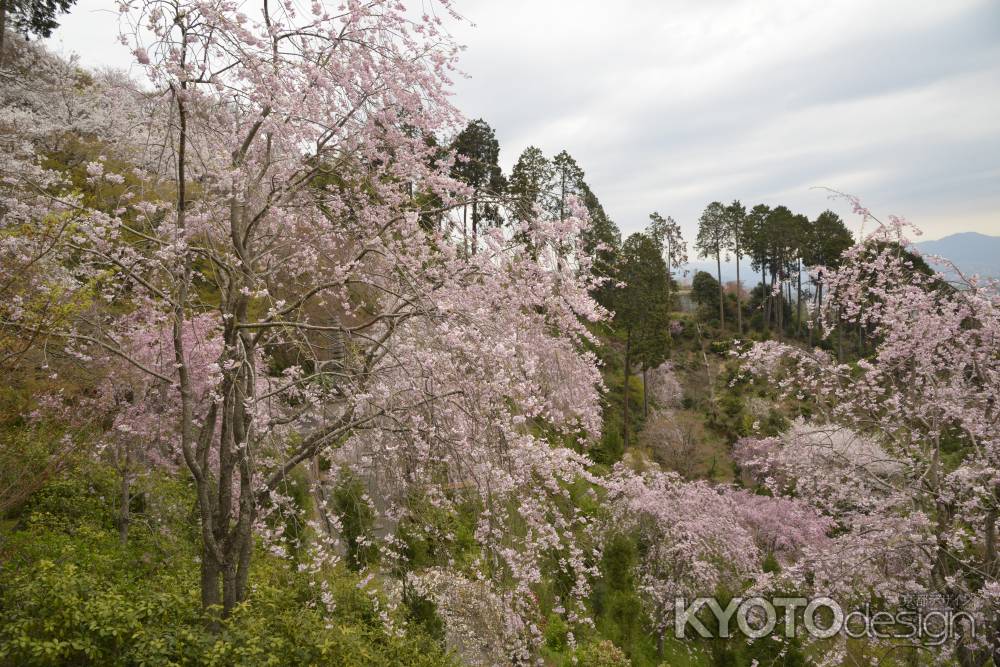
[
  {"x1": 331, "y1": 468, "x2": 379, "y2": 571},
  {"x1": 3, "y1": 0, "x2": 78, "y2": 41},
  {"x1": 0, "y1": 465, "x2": 454, "y2": 667},
  {"x1": 575, "y1": 639, "x2": 632, "y2": 666}
]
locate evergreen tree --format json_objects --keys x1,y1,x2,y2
[
  {"x1": 763, "y1": 205, "x2": 796, "y2": 333},
  {"x1": 551, "y1": 150, "x2": 586, "y2": 221},
  {"x1": 613, "y1": 233, "x2": 670, "y2": 448},
  {"x1": 743, "y1": 203, "x2": 771, "y2": 330},
  {"x1": 724, "y1": 200, "x2": 747, "y2": 335},
  {"x1": 802, "y1": 210, "x2": 853, "y2": 345},
  {"x1": 695, "y1": 201, "x2": 729, "y2": 329},
  {"x1": 508, "y1": 146, "x2": 553, "y2": 224},
  {"x1": 691, "y1": 270, "x2": 721, "y2": 315},
  {"x1": 0, "y1": 0, "x2": 77, "y2": 67},
  {"x1": 450, "y1": 118, "x2": 505, "y2": 254},
  {"x1": 647, "y1": 211, "x2": 687, "y2": 315},
  {"x1": 580, "y1": 183, "x2": 621, "y2": 309}
]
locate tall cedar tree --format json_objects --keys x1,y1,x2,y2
[
  {"x1": 508, "y1": 146, "x2": 553, "y2": 224},
  {"x1": 724, "y1": 200, "x2": 747, "y2": 334},
  {"x1": 695, "y1": 201, "x2": 729, "y2": 328},
  {"x1": 0, "y1": 0, "x2": 77, "y2": 66},
  {"x1": 647, "y1": 212, "x2": 687, "y2": 316},
  {"x1": 744, "y1": 203, "x2": 772, "y2": 327},
  {"x1": 801, "y1": 210, "x2": 853, "y2": 343},
  {"x1": 450, "y1": 118, "x2": 505, "y2": 254},
  {"x1": 614, "y1": 233, "x2": 670, "y2": 447}
]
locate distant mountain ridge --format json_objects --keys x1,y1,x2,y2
[
  {"x1": 679, "y1": 231, "x2": 1000, "y2": 285},
  {"x1": 914, "y1": 231, "x2": 1000, "y2": 279}
]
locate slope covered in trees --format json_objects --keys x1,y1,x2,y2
[{"x1": 1, "y1": 4, "x2": 998, "y2": 666}]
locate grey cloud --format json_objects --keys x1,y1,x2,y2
[{"x1": 451, "y1": 0, "x2": 1000, "y2": 241}]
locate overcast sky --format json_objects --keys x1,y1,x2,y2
[{"x1": 49, "y1": 0, "x2": 1000, "y2": 244}]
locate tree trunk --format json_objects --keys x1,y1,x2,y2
[
  {"x1": 623, "y1": 329, "x2": 631, "y2": 449},
  {"x1": 837, "y1": 306, "x2": 844, "y2": 362},
  {"x1": 0, "y1": 0, "x2": 8, "y2": 69},
  {"x1": 643, "y1": 367, "x2": 649, "y2": 419},
  {"x1": 796, "y1": 258, "x2": 803, "y2": 337},
  {"x1": 665, "y1": 241, "x2": 671, "y2": 314},
  {"x1": 773, "y1": 273, "x2": 778, "y2": 332},
  {"x1": 716, "y1": 251, "x2": 724, "y2": 329},
  {"x1": 786, "y1": 275, "x2": 792, "y2": 332},
  {"x1": 735, "y1": 248, "x2": 742, "y2": 335},
  {"x1": 471, "y1": 196, "x2": 478, "y2": 256},
  {"x1": 119, "y1": 443, "x2": 130, "y2": 544},
  {"x1": 809, "y1": 283, "x2": 818, "y2": 346},
  {"x1": 858, "y1": 302, "x2": 865, "y2": 354},
  {"x1": 462, "y1": 204, "x2": 468, "y2": 257},
  {"x1": 761, "y1": 262, "x2": 770, "y2": 332}
]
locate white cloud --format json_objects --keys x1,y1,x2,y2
[{"x1": 48, "y1": 0, "x2": 1000, "y2": 242}]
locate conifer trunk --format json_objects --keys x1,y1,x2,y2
[
  {"x1": 716, "y1": 251, "x2": 724, "y2": 328},
  {"x1": 795, "y1": 259, "x2": 802, "y2": 337},
  {"x1": 0, "y1": 0, "x2": 7, "y2": 69},
  {"x1": 119, "y1": 443, "x2": 130, "y2": 544},
  {"x1": 643, "y1": 367, "x2": 649, "y2": 419},
  {"x1": 735, "y1": 248, "x2": 742, "y2": 335},
  {"x1": 623, "y1": 329, "x2": 631, "y2": 449}
]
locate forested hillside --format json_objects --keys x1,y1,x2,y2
[{"x1": 1, "y1": 2, "x2": 998, "y2": 666}]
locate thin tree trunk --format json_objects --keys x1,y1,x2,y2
[
  {"x1": 796, "y1": 258, "x2": 803, "y2": 337},
  {"x1": 0, "y1": 0, "x2": 7, "y2": 69},
  {"x1": 858, "y1": 303, "x2": 865, "y2": 354},
  {"x1": 837, "y1": 306, "x2": 844, "y2": 362},
  {"x1": 471, "y1": 197, "x2": 478, "y2": 256},
  {"x1": 665, "y1": 241, "x2": 671, "y2": 314},
  {"x1": 643, "y1": 367, "x2": 649, "y2": 419},
  {"x1": 786, "y1": 274, "x2": 792, "y2": 326},
  {"x1": 716, "y1": 251, "x2": 724, "y2": 328},
  {"x1": 623, "y1": 329, "x2": 631, "y2": 449},
  {"x1": 761, "y1": 262, "x2": 770, "y2": 333},
  {"x1": 309, "y1": 455, "x2": 335, "y2": 537},
  {"x1": 119, "y1": 443, "x2": 130, "y2": 544},
  {"x1": 462, "y1": 204, "x2": 468, "y2": 257},
  {"x1": 735, "y1": 248, "x2": 742, "y2": 335},
  {"x1": 809, "y1": 283, "x2": 818, "y2": 346}
]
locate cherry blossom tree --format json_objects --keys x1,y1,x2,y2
[
  {"x1": 606, "y1": 466, "x2": 761, "y2": 655},
  {"x1": 1, "y1": 2, "x2": 608, "y2": 652},
  {"x1": 738, "y1": 204, "x2": 1000, "y2": 665}
]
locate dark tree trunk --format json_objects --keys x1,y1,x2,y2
[
  {"x1": 837, "y1": 306, "x2": 844, "y2": 362},
  {"x1": 119, "y1": 443, "x2": 130, "y2": 544},
  {"x1": 761, "y1": 262, "x2": 770, "y2": 332},
  {"x1": 734, "y1": 247, "x2": 742, "y2": 335},
  {"x1": 623, "y1": 329, "x2": 631, "y2": 449},
  {"x1": 462, "y1": 204, "x2": 468, "y2": 257},
  {"x1": 471, "y1": 197, "x2": 478, "y2": 256},
  {"x1": 643, "y1": 367, "x2": 649, "y2": 419},
  {"x1": 809, "y1": 283, "x2": 818, "y2": 346},
  {"x1": 716, "y1": 251, "x2": 724, "y2": 328},
  {"x1": 665, "y1": 241, "x2": 671, "y2": 314},
  {"x1": 0, "y1": 0, "x2": 7, "y2": 69},
  {"x1": 858, "y1": 302, "x2": 865, "y2": 354},
  {"x1": 796, "y1": 258, "x2": 803, "y2": 337}
]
